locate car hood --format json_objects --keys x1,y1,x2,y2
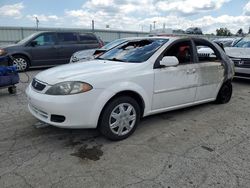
[
  {"x1": 73, "y1": 49, "x2": 97, "y2": 59},
  {"x1": 0, "y1": 43, "x2": 22, "y2": 49},
  {"x1": 35, "y1": 60, "x2": 142, "y2": 85},
  {"x1": 225, "y1": 47, "x2": 250, "y2": 59}
]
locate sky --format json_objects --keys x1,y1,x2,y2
[{"x1": 0, "y1": 0, "x2": 250, "y2": 34}]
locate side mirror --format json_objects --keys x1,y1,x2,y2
[
  {"x1": 30, "y1": 41, "x2": 38, "y2": 47},
  {"x1": 160, "y1": 56, "x2": 179, "y2": 67}
]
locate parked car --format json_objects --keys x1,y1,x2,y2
[
  {"x1": 225, "y1": 37, "x2": 250, "y2": 79},
  {"x1": 213, "y1": 38, "x2": 241, "y2": 47},
  {"x1": 70, "y1": 38, "x2": 129, "y2": 63},
  {"x1": 198, "y1": 37, "x2": 250, "y2": 79},
  {"x1": 26, "y1": 37, "x2": 234, "y2": 140},
  {"x1": 185, "y1": 27, "x2": 203, "y2": 35},
  {"x1": 0, "y1": 32, "x2": 103, "y2": 71}
]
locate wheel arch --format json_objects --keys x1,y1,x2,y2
[
  {"x1": 11, "y1": 53, "x2": 31, "y2": 65},
  {"x1": 97, "y1": 90, "x2": 146, "y2": 128}
]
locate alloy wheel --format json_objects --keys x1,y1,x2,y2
[{"x1": 13, "y1": 57, "x2": 28, "y2": 71}]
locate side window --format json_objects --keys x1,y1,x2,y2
[
  {"x1": 79, "y1": 34, "x2": 98, "y2": 44},
  {"x1": 196, "y1": 41, "x2": 220, "y2": 62},
  {"x1": 32, "y1": 33, "x2": 56, "y2": 46},
  {"x1": 57, "y1": 33, "x2": 78, "y2": 44},
  {"x1": 163, "y1": 41, "x2": 192, "y2": 64}
]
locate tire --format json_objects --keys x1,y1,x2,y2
[
  {"x1": 99, "y1": 96, "x2": 141, "y2": 141},
  {"x1": 215, "y1": 81, "x2": 232, "y2": 104},
  {"x1": 8, "y1": 86, "x2": 16, "y2": 94},
  {"x1": 12, "y1": 55, "x2": 29, "y2": 72}
]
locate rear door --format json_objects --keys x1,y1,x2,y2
[
  {"x1": 57, "y1": 32, "x2": 82, "y2": 64},
  {"x1": 194, "y1": 39, "x2": 225, "y2": 101},
  {"x1": 28, "y1": 32, "x2": 59, "y2": 66},
  {"x1": 56, "y1": 33, "x2": 100, "y2": 64}
]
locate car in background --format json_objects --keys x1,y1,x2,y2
[
  {"x1": 0, "y1": 31, "x2": 103, "y2": 71},
  {"x1": 198, "y1": 37, "x2": 250, "y2": 79},
  {"x1": 185, "y1": 27, "x2": 203, "y2": 35},
  {"x1": 70, "y1": 38, "x2": 129, "y2": 63},
  {"x1": 213, "y1": 37, "x2": 242, "y2": 47},
  {"x1": 26, "y1": 36, "x2": 234, "y2": 140},
  {"x1": 225, "y1": 37, "x2": 250, "y2": 79}
]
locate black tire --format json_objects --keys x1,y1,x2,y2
[
  {"x1": 8, "y1": 86, "x2": 16, "y2": 94},
  {"x1": 99, "y1": 96, "x2": 141, "y2": 141},
  {"x1": 12, "y1": 55, "x2": 30, "y2": 72},
  {"x1": 215, "y1": 81, "x2": 232, "y2": 104}
]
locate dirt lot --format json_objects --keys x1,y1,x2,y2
[{"x1": 0, "y1": 70, "x2": 250, "y2": 188}]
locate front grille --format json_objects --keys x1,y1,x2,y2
[
  {"x1": 232, "y1": 58, "x2": 250, "y2": 68},
  {"x1": 32, "y1": 79, "x2": 46, "y2": 91},
  {"x1": 198, "y1": 53, "x2": 210, "y2": 57}
]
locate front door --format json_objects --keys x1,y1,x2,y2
[
  {"x1": 28, "y1": 33, "x2": 59, "y2": 66},
  {"x1": 152, "y1": 40, "x2": 198, "y2": 110}
]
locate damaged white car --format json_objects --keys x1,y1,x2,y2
[{"x1": 26, "y1": 37, "x2": 234, "y2": 140}]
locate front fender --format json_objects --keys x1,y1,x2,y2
[{"x1": 89, "y1": 81, "x2": 152, "y2": 128}]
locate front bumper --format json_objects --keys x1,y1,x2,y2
[
  {"x1": 234, "y1": 67, "x2": 250, "y2": 79},
  {"x1": 26, "y1": 85, "x2": 103, "y2": 128}
]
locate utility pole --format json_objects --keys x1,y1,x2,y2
[
  {"x1": 153, "y1": 21, "x2": 156, "y2": 30},
  {"x1": 150, "y1": 24, "x2": 152, "y2": 32},
  {"x1": 35, "y1": 17, "x2": 39, "y2": 30},
  {"x1": 92, "y1": 20, "x2": 95, "y2": 32},
  {"x1": 139, "y1": 25, "x2": 144, "y2": 32}
]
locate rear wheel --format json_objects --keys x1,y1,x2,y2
[
  {"x1": 216, "y1": 81, "x2": 232, "y2": 104},
  {"x1": 99, "y1": 96, "x2": 141, "y2": 141},
  {"x1": 13, "y1": 55, "x2": 29, "y2": 71}
]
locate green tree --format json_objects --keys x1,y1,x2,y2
[
  {"x1": 216, "y1": 28, "x2": 232, "y2": 36},
  {"x1": 236, "y1": 28, "x2": 243, "y2": 36}
]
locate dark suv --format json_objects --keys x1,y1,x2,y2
[{"x1": 0, "y1": 32, "x2": 103, "y2": 71}]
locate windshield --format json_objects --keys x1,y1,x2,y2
[
  {"x1": 233, "y1": 37, "x2": 250, "y2": 48},
  {"x1": 17, "y1": 33, "x2": 37, "y2": 44},
  {"x1": 101, "y1": 38, "x2": 127, "y2": 50},
  {"x1": 97, "y1": 39, "x2": 168, "y2": 63}
]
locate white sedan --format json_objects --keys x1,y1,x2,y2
[{"x1": 26, "y1": 37, "x2": 234, "y2": 140}]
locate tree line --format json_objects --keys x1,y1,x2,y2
[{"x1": 215, "y1": 27, "x2": 250, "y2": 36}]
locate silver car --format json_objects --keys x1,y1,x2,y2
[{"x1": 70, "y1": 38, "x2": 131, "y2": 63}]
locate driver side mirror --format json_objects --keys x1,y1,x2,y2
[
  {"x1": 30, "y1": 41, "x2": 38, "y2": 47},
  {"x1": 160, "y1": 56, "x2": 179, "y2": 67}
]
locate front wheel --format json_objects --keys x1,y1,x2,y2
[
  {"x1": 99, "y1": 96, "x2": 141, "y2": 141},
  {"x1": 216, "y1": 81, "x2": 232, "y2": 104},
  {"x1": 13, "y1": 55, "x2": 29, "y2": 72}
]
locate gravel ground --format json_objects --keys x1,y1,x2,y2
[{"x1": 0, "y1": 70, "x2": 250, "y2": 188}]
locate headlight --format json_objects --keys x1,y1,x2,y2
[
  {"x1": 45, "y1": 81, "x2": 92, "y2": 95},
  {"x1": 0, "y1": 49, "x2": 7, "y2": 56}
]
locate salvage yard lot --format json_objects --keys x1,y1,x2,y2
[{"x1": 0, "y1": 70, "x2": 250, "y2": 188}]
